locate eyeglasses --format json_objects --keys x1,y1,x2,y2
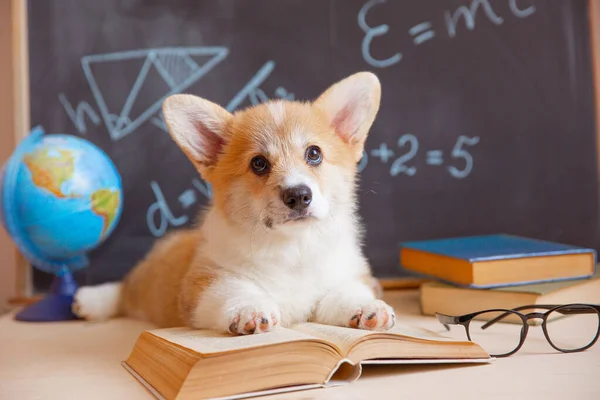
[{"x1": 435, "y1": 303, "x2": 600, "y2": 357}]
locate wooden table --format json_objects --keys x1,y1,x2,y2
[{"x1": 1, "y1": 289, "x2": 599, "y2": 400}]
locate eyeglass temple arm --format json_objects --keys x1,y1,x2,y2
[
  {"x1": 435, "y1": 313, "x2": 460, "y2": 331},
  {"x1": 481, "y1": 304, "x2": 600, "y2": 330},
  {"x1": 549, "y1": 304, "x2": 600, "y2": 314}
]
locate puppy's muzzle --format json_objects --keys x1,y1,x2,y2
[{"x1": 281, "y1": 185, "x2": 312, "y2": 210}]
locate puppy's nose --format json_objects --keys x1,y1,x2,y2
[{"x1": 281, "y1": 185, "x2": 312, "y2": 210}]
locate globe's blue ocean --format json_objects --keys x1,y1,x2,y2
[{"x1": 16, "y1": 166, "x2": 106, "y2": 259}]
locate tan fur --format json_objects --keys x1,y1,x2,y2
[{"x1": 118, "y1": 229, "x2": 207, "y2": 327}]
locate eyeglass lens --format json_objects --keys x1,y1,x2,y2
[
  {"x1": 544, "y1": 305, "x2": 600, "y2": 351},
  {"x1": 466, "y1": 310, "x2": 524, "y2": 356}
]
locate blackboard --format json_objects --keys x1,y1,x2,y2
[{"x1": 26, "y1": 0, "x2": 600, "y2": 289}]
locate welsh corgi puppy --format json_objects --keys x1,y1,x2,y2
[{"x1": 72, "y1": 71, "x2": 396, "y2": 335}]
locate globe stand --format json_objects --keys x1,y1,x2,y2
[{"x1": 14, "y1": 266, "x2": 80, "y2": 322}]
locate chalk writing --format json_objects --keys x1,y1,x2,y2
[
  {"x1": 225, "y1": 62, "x2": 295, "y2": 112},
  {"x1": 192, "y1": 178, "x2": 213, "y2": 199},
  {"x1": 58, "y1": 94, "x2": 101, "y2": 134},
  {"x1": 226, "y1": 61, "x2": 275, "y2": 111},
  {"x1": 108, "y1": 115, "x2": 132, "y2": 131},
  {"x1": 81, "y1": 47, "x2": 229, "y2": 141},
  {"x1": 509, "y1": 0, "x2": 535, "y2": 18},
  {"x1": 357, "y1": 151, "x2": 369, "y2": 173},
  {"x1": 444, "y1": 0, "x2": 504, "y2": 38},
  {"x1": 390, "y1": 134, "x2": 418, "y2": 177},
  {"x1": 448, "y1": 135, "x2": 480, "y2": 179},
  {"x1": 426, "y1": 150, "x2": 443, "y2": 166},
  {"x1": 372, "y1": 134, "x2": 479, "y2": 179},
  {"x1": 359, "y1": 0, "x2": 536, "y2": 67},
  {"x1": 371, "y1": 143, "x2": 395, "y2": 163},
  {"x1": 274, "y1": 87, "x2": 295, "y2": 101},
  {"x1": 146, "y1": 178, "x2": 213, "y2": 237},
  {"x1": 146, "y1": 181, "x2": 189, "y2": 237},
  {"x1": 358, "y1": 0, "x2": 402, "y2": 68},
  {"x1": 409, "y1": 22, "x2": 436, "y2": 45},
  {"x1": 66, "y1": 45, "x2": 293, "y2": 144},
  {"x1": 178, "y1": 189, "x2": 197, "y2": 209}
]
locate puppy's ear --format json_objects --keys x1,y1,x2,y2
[
  {"x1": 162, "y1": 94, "x2": 233, "y2": 177},
  {"x1": 313, "y1": 72, "x2": 381, "y2": 162}
]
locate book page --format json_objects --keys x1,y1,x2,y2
[
  {"x1": 148, "y1": 326, "x2": 327, "y2": 356},
  {"x1": 292, "y1": 323, "x2": 375, "y2": 354},
  {"x1": 293, "y1": 323, "x2": 465, "y2": 355},
  {"x1": 385, "y1": 324, "x2": 462, "y2": 341}
]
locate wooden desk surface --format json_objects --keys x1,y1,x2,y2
[{"x1": 1, "y1": 289, "x2": 599, "y2": 400}]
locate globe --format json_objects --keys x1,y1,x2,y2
[
  {"x1": 0, "y1": 126, "x2": 123, "y2": 322},
  {"x1": 0, "y1": 126, "x2": 123, "y2": 273}
]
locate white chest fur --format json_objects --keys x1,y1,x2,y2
[{"x1": 198, "y1": 209, "x2": 367, "y2": 325}]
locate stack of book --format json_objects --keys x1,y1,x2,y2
[{"x1": 399, "y1": 234, "x2": 600, "y2": 316}]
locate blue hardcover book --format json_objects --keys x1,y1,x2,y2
[{"x1": 399, "y1": 234, "x2": 597, "y2": 288}]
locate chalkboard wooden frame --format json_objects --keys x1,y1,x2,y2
[
  {"x1": 0, "y1": 0, "x2": 20, "y2": 309},
  {"x1": 6, "y1": 0, "x2": 600, "y2": 301},
  {"x1": 2, "y1": 0, "x2": 32, "y2": 304}
]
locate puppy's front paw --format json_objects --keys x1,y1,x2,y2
[
  {"x1": 349, "y1": 300, "x2": 395, "y2": 331},
  {"x1": 228, "y1": 305, "x2": 280, "y2": 335},
  {"x1": 72, "y1": 283, "x2": 121, "y2": 321}
]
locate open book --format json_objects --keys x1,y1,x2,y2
[{"x1": 122, "y1": 323, "x2": 491, "y2": 400}]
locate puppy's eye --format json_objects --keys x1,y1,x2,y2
[
  {"x1": 250, "y1": 155, "x2": 269, "y2": 175},
  {"x1": 305, "y1": 146, "x2": 322, "y2": 166}
]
